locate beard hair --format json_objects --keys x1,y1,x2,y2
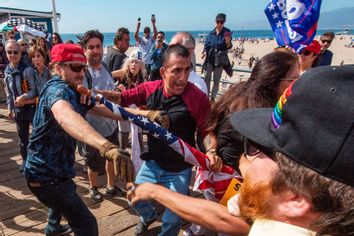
[{"x1": 238, "y1": 175, "x2": 275, "y2": 224}]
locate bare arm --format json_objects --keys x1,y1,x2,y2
[
  {"x1": 134, "y1": 21, "x2": 141, "y2": 43},
  {"x1": 51, "y1": 100, "x2": 107, "y2": 150},
  {"x1": 152, "y1": 18, "x2": 158, "y2": 40},
  {"x1": 127, "y1": 183, "x2": 250, "y2": 236},
  {"x1": 111, "y1": 68, "x2": 126, "y2": 79}
]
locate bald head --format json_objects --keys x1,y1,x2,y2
[{"x1": 170, "y1": 32, "x2": 195, "y2": 51}]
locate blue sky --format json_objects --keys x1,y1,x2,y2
[{"x1": 1, "y1": 0, "x2": 354, "y2": 33}]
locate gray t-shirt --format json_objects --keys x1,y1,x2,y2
[{"x1": 83, "y1": 65, "x2": 117, "y2": 137}]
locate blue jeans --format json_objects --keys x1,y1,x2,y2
[
  {"x1": 132, "y1": 160, "x2": 192, "y2": 236},
  {"x1": 28, "y1": 178, "x2": 98, "y2": 236}
]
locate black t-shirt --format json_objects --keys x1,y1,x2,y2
[
  {"x1": 121, "y1": 80, "x2": 210, "y2": 172},
  {"x1": 215, "y1": 116, "x2": 243, "y2": 173},
  {"x1": 103, "y1": 47, "x2": 127, "y2": 72}
]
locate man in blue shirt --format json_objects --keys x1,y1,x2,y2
[
  {"x1": 315, "y1": 32, "x2": 335, "y2": 67},
  {"x1": 25, "y1": 44, "x2": 134, "y2": 236},
  {"x1": 202, "y1": 13, "x2": 232, "y2": 101}
]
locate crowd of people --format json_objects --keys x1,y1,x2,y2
[{"x1": 0, "y1": 12, "x2": 353, "y2": 236}]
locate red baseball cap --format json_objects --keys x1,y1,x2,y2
[
  {"x1": 51, "y1": 43, "x2": 86, "y2": 64},
  {"x1": 304, "y1": 40, "x2": 321, "y2": 55}
]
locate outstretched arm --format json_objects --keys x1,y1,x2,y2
[
  {"x1": 51, "y1": 100, "x2": 107, "y2": 150},
  {"x1": 127, "y1": 183, "x2": 250, "y2": 236}
]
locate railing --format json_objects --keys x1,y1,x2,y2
[{"x1": 195, "y1": 63, "x2": 252, "y2": 97}]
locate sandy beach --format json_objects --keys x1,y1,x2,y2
[{"x1": 125, "y1": 34, "x2": 353, "y2": 86}]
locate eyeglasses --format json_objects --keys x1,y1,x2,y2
[
  {"x1": 300, "y1": 50, "x2": 313, "y2": 56},
  {"x1": 7, "y1": 50, "x2": 19, "y2": 55},
  {"x1": 20, "y1": 44, "x2": 27, "y2": 46},
  {"x1": 243, "y1": 138, "x2": 274, "y2": 161},
  {"x1": 321, "y1": 39, "x2": 332, "y2": 44},
  {"x1": 157, "y1": 36, "x2": 164, "y2": 39},
  {"x1": 62, "y1": 63, "x2": 87, "y2": 73},
  {"x1": 216, "y1": 20, "x2": 224, "y2": 24},
  {"x1": 144, "y1": 30, "x2": 150, "y2": 33}
]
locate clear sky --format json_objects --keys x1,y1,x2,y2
[{"x1": 1, "y1": 0, "x2": 354, "y2": 33}]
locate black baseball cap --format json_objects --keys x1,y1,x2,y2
[{"x1": 230, "y1": 66, "x2": 354, "y2": 187}]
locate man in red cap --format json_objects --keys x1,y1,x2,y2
[
  {"x1": 24, "y1": 43, "x2": 134, "y2": 236},
  {"x1": 298, "y1": 40, "x2": 320, "y2": 74}
]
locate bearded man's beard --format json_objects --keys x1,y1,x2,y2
[{"x1": 238, "y1": 176, "x2": 275, "y2": 224}]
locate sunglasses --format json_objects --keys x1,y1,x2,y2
[
  {"x1": 300, "y1": 50, "x2": 313, "y2": 56},
  {"x1": 216, "y1": 20, "x2": 224, "y2": 24},
  {"x1": 7, "y1": 50, "x2": 19, "y2": 55},
  {"x1": 62, "y1": 63, "x2": 87, "y2": 73},
  {"x1": 321, "y1": 39, "x2": 332, "y2": 44},
  {"x1": 20, "y1": 44, "x2": 27, "y2": 46},
  {"x1": 243, "y1": 138, "x2": 274, "y2": 161}
]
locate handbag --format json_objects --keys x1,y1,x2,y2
[{"x1": 214, "y1": 50, "x2": 230, "y2": 67}]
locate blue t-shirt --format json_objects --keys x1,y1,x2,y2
[{"x1": 25, "y1": 76, "x2": 88, "y2": 182}]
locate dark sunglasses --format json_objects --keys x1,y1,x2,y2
[
  {"x1": 62, "y1": 63, "x2": 87, "y2": 73},
  {"x1": 243, "y1": 138, "x2": 274, "y2": 160},
  {"x1": 300, "y1": 50, "x2": 313, "y2": 56},
  {"x1": 321, "y1": 39, "x2": 332, "y2": 44},
  {"x1": 7, "y1": 50, "x2": 19, "y2": 55},
  {"x1": 216, "y1": 20, "x2": 224, "y2": 24},
  {"x1": 20, "y1": 44, "x2": 27, "y2": 46}
]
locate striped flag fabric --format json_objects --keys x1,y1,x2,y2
[
  {"x1": 265, "y1": 0, "x2": 322, "y2": 53},
  {"x1": 90, "y1": 94, "x2": 241, "y2": 200}
]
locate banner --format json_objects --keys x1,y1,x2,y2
[{"x1": 265, "y1": 0, "x2": 322, "y2": 53}]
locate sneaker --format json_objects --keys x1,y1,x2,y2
[
  {"x1": 106, "y1": 185, "x2": 126, "y2": 197},
  {"x1": 45, "y1": 224, "x2": 72, "y2": 236},
  {"x1": 135, "y1": 217, "x2": 157, "y2": 236},
  {"x1": 89, "y1": 186, "x2": 103, "y2": 202}
]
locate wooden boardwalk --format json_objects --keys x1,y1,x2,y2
[{"x1": 0, "y1": 103, "x2": 212, "y2": 236}]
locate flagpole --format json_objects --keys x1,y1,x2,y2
[{"x1": 51, "y1": 0, "x2": 59, "y2": 33}]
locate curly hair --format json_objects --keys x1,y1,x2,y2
[
  {"x1": 208, "y1": 50, "x2": 298, "y2": 134},
  {"x1": 80, "y1": 30, "x2": 104, "y2": 48}
]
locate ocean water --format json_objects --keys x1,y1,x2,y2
[{"x1": 61, "y1": 29, "x2": 352, "y2": 47}]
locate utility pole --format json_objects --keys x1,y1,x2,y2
[{"x1": 51, "y1": 0, "x2": 59, "y2": 33}]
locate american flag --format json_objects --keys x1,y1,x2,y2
[
  {"x1": 265, "y1": 0, "x2": 322, "y2": 53},
  {"x1": 92, "y1": 95, "x2": 241, "y2": 200}
]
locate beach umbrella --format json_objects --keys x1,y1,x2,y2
[{"x1": 0, "y1": 18, "x2": 48, "y2": 38}]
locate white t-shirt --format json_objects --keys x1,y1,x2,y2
[
  {"x1": 188, "y1": 70, "x2": 208, "y2": 95},
  {"x1": 137, "y1": 36, "x2": 155, "y2": 65}
]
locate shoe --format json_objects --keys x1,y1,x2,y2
[
  {"x1": 90, "y1": 186, "x2": 103, "y2": 202},
  {"x1": 45, "y1": 224, "x2": 72, "y2": 236},
  {"x1": 106, "y1": 185, "x2": 126, "y2": 197},
  {"x1": 135, "y1": 217, "x2": 157, "y2": 236},
  {"x1": 18, "y1": 162, "x2": 25, "y2": 172}
]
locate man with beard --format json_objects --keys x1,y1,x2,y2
[
  {"x1": 103, "y1": 27, "x2": 131, "y2": 152},
  {"x1": 127, "y1": 66, "x2": 354, "y2": 236},
  {"x1": 24, "y1": 43, "x2": 134, "y2": 235},
  {"x1": 79, "y1": 30, "x2": 125, "y2": 202}
]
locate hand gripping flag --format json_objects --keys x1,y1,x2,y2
[
  {"x1": 265, "y1": 0, "x2": 322, "y2": 53},
  {"x1": 78, "y1": 86, "x2": 241, "y2": 200}
]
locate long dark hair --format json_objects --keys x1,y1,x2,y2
[{"x1": 208, "y1": 50, "x2": 298, "y2": 133}]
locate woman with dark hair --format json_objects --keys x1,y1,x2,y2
[
  {"x1": 298, "y1": 40, "x2": 320, "y2": 75},
  {"x1": 51, "y1": 32, "x2": 63, "y2": 46},
  {"x1": 184, "y1": 50, "x2": 300, "y2": 236},
  {"x1": 37, "y1": 37, "x2": 51, "y2": 64},
  {"x1": 28, "y1": 46, "x2": 51, "y2": 95}
]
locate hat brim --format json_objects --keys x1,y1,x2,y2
[{"x1": 230, "y1": 108, "x2": 274, "y2": 149}]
